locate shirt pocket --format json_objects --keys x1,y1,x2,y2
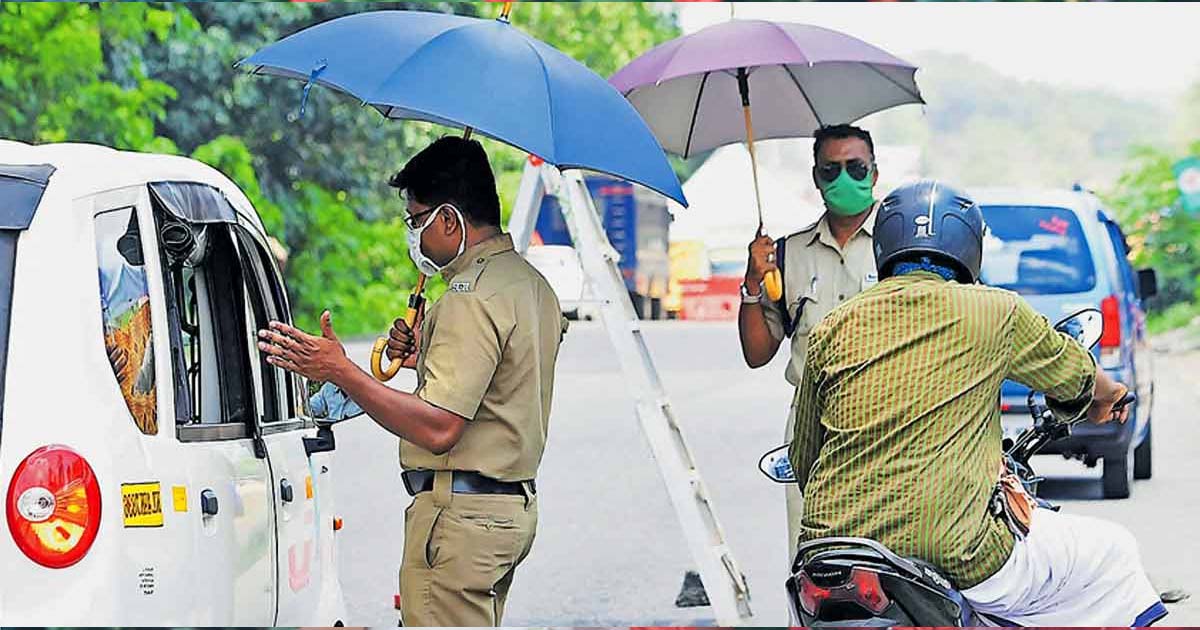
[{"x1": 787, "y1": 288, "x2": 821, "y2": 338}]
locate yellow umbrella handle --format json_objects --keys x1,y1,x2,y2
[
  {"x1": 738, "y1": 68, "x2": 783, "y2": 303},
  {"x1": 763, "y1": 268, "x2": 783, "y2": 302},
  {"x1": 371, "y1": 274, "x2": 426, "y2": 382}
]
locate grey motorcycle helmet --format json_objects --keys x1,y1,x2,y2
[{"x1": 873, "y1": 180, "x2": 985, "y2": 283}]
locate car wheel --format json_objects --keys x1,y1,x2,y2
[
  {"x1": 1102, "y1": 452, "x2": 1132, "y2": 499},
  {"x1": 1134, "y1": 422, "x2": 1152, "y2": 480}
]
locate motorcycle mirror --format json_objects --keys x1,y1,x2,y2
[
  {"x1": 758, "y1": 444, "x2": 797, "y2": 483},
  {"x1": 1053, "y1": 308, "x2": 1103, "y2": 349}
]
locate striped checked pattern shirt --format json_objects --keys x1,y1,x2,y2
[{"x1": 790, "y1": 271, "x2": 1096, "y2": 588}]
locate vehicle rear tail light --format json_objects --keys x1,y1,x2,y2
[
  {"x1": 6, "y1": 445, "x2": 102, "y2": 568},
  {"x1": 851, "y1": 567, "x2": 890, "y2": 614},
  {"x1": 1100, "y1": 295, "x2": 1123, "y2": 368},
  {"x1": 797, "y1": 567, "x2": 890, "y2": 616},
  {"x1": 798, "y1": 571, "x2": 832, "y2": 615}
]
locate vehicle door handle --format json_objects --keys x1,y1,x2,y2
[
  {"x1": 200, "y1": 489, "x2": 219, "y2": 516},
  {"x1": 280, "y1": 479, "x2": 294, "y2": 503}
]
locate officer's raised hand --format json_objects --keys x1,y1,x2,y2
[
  {"x1": 746, "y1": 231, "x2": 777, "y2": 290},
  {"x1": 258, "y1": 310, "x2": 349, "y2": 382}
]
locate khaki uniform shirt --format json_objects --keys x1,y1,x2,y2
[
  {"x1": 790, "y1": 272, "x2": 1097, "y2": 588},
  {"x1": 401, "y1": 234, "x2": 566, "y2": 482},
  {"x1": 762, "y1": 205, "x2": 880, "y2": 386}
]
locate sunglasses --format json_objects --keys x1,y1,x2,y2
[{"x1": 816, "y1": 159, "x2": 873, "y2": 184}]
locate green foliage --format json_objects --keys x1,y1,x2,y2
[
  {"x1": 1146, "y1": 301, "x2": 1200, "y2": 336},
  {"x1": 285, "y1": 181, "x2": 418, "y2": 334},
  {"x1": 0, "y1": 2, "x2": 182, "y2": 152},
  {"x1": 191, "y1": 135, "x2": 283, "y2": 234},
  {"x1": 1103, "y1": 139, "x2": 1200, "y2": 313}
]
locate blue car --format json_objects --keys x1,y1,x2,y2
[{"x1": 972, "y1": 188, "x2": 1158, "y2": 499}]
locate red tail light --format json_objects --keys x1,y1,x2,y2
[
  {"x1": 6, "y1": 445, "x2": 102, "y2": 568},
  {"x1": 1100, "y1": 295, "x2": 1122, "y2": 349},
  {"x1": 851, "y1": 567, "x2": 890, "y2": 614},
  {"x1": 798, "y1": 568, "x2": 891, "y2": 616},
  {"x1": 798, "y1": 572, "x2": 833, "y2": 615}
]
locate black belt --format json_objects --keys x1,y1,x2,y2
[{"x1": 401, "y1": 470, "x2": 535, "y2": 497}]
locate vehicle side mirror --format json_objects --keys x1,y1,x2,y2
[
  {"x1": 308, "y1": 381, "x2": 364, "y2": 424},
  {"x1": 1137, "y1": 268, "x2": 1158, "y2": 299},
  {"x1": 1054, "y1": 308, "x2": 1103, "y2": 349},
  {"x1": 758, "y1": 444, "x2": 796, "y2": 483},
  {"x1": 304, "y1": 424, "x2": 336, "y2": 456},
  {"x1": 304, "y1": 382, "x2": 364, "y2": 456}
]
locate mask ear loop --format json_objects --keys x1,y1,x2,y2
[{"x1": 436, "y1": 203, "x2": 468, "y2": 260}]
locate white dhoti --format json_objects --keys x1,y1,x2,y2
[{"x1": 963, "y1": 507, "x2": 1167, "y2": 627}]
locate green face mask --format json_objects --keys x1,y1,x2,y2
[{"x1": 819, "y1": 168, "x2": 875, "y2": 217}]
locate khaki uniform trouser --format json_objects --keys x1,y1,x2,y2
[
  {"x1": 399, "y1": 470, "x2": 538, "y2": 627},
  {"x1": 784, "y1": 388, "x2": 805, "y2": 564}
]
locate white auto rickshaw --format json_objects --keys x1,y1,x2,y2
[{"x1": 0, "y1": 140, "x2": 347, "y2": 625}]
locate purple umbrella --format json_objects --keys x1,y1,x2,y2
[
  {"x1": 610, "y1": 20, "x2": 924, "y2": 158},
  {"x1": 611, "y1": 19, "x2": 923, "y2": 300}
]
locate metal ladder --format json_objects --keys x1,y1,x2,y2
[{"x1": 509, "y1": 161, "x2": 755, "y2": 625}]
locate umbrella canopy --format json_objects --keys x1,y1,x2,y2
[
  {"x1": 610, "y1": 19, "x2": 924, "y2": 158},
  {"x1": 239, "y1": 10, "x2": 686, "y2": 206}
]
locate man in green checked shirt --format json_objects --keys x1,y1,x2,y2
[{"x1": 790, "y1": 180, "x2": 1165, "y2": 626}]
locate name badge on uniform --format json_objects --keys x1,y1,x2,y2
[
  {"x1": 862, "y1": 272, "x2": 878, "y2": 290},
  {"x1": 450, "y1": 281, "x2": 472, "y2": 293}
]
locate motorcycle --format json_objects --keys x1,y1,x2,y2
[{"x1": 759, "y1": 308, "x2": 1134, "y2": 627}]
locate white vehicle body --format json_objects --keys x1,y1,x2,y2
[
  {"x1": 0, "y1": 141, "x2": 346, "y2": 625},
  {"x1": 524, "y1": 244, "x2": 596, "y2": 319}
]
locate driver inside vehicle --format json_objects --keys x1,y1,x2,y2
[{"x1": 788, "y1": 181, "x2": 1165, "y2": 627}]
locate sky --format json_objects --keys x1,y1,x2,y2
[{"x1": 677, "y1": 2, "x2": 1200, "y2": 103}]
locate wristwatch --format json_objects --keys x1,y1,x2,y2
[{"x1": 740, "y1": 281, "x2": 763, "y2": 304}]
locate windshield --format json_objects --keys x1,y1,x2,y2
[{"x1": 980, "y1": 205, "x2": 1096, "y2": 295}]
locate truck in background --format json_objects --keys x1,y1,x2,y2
[{"x1": 530, "y1": 175, "x2": 671, "y2": 320}]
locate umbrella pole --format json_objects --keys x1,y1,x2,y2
[
  {"x1": 737, "y1": 67, "x2": 782, "y2": 301},
  {"x1": 371, "y1": 125, "x2": 477, "y2": 381}
]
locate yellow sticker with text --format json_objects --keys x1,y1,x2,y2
[
  {"x1": 122, "y1": 482, "x2": 164, "y2": 527},
  {"x1": 172, "y1": 485, "x2": 188, "y2": 513}
]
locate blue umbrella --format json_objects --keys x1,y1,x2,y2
[{"x1": 237, "y1": 9, "x2": 686, "y2": 207}]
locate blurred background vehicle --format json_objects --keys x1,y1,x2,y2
[
  {"x1": 974, "y1": 187, "x2": 1159, "y2": 499},
  {"x1": 531, "y1": 176, "x2": 671, "y2": 320}
]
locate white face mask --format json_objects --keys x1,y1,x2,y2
[{"x1": 407, "y1": 203, "x2": 466, "y2": 276}]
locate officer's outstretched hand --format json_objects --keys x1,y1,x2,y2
[
  {"x1": 258, "y1": 310, "x2": 349, "y2": 382},
  {"x1": 386, "y1": 303, "x2": 422, "y2": 370}
]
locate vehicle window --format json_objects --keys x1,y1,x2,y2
[
  {"x1": 0, "y1": 230, "x2": 15, "y2": 438},
  {"x1": 234, "y1": 228, "x2": 289, "y2": 424},
  {"x1": 1103, "y1": 220, "x2": 1137, "y2": 296},
  {"x1": 155, "y1": 207, "x2": 255, "y2": 431},
  {"x1": 979, "y1": 205, "x2": 1097, "y2": 295},
  {"x1": 94, "y1": 207, "x2": 158, "y2": 435},
  {"x1": 1, "y1": 164, "x2": 55, "y2": 439}
]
